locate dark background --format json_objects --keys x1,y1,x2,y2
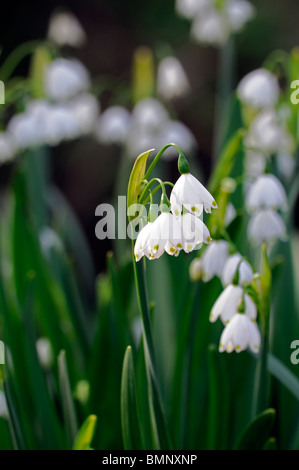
[{"x1": 1, "y1": 0, "x2": 299, "y2": 272}]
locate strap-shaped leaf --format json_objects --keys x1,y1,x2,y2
[
  {"x1": 127, "y1": 148, "x2": 154, "y2": 220},
  {"x1": 73, "y1": 415, "x2": 97, "y2": 450},
  {"x1": 121, "y1": 346, "x2": 144, "y2": 450},
  {"x1": 235, "y1": 408, "x2": 276, "y2": 450}
]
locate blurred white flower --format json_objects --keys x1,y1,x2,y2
[
  {"x1": 244, "y1": 148, "x2": 266, "y2": 178},
  {"x1": 276, "y1": 152, "x2": 296, "y2": 181},
  {"x1": 246, "y1": 174, "x2": 287, "y2": 212},
  {"x1": 245, "y1": 109, "x2": 290, "y2": 155},
  {"x1": 219, "y1": 313, "x2": 260, "y2": 353},
  {"x1": 225, "y1": 0, "x2": 255, "y2": 32},
  {"x1": 200, "y1": 240, "x2": 230, "y2": 282},
  {"x1": 175, "y1": 0, "x2": 210, "y2": 19},
  {"x1": 0, "y1": 132, "x2": 16, "y2": 163},
  {"x1": 126, "y1": 127, "x2": 159, "y2": 159},
  {"x1": 131, "y1": 98, "x2": 169, "y2": 133},
  {"x1": 7, "y1": 103, "x2": 48, "y2": 149},
  {"x1": 237, "y1": 68, "x2": 279, "y2": 109},
  {"x1": 210, "y1": 284, "x2": 257, "y2": 324},
  {"x1": 157, "y1": 56, "x2": 190, "y2": 101},
  {"x1": 159, "y1": 120, "x2": 196, "y2": 159},
  {"x1": 36, "y1": 337, "x2": 54, "y2": 369},
  {"x1": 44, "y1": 58, "x2": 90, "y2": 102},
  {"x1": 170, "y1": 173, "x2": 217, "y2": 216},
  {"x1": 43, "y1": 104, "x2": 80, "y2": 145},
  {"x1": 221, "y1": 253, "x2": 254, "y2": 287},
  {"x1": 0, "y1": 391, "x2": 8, "y2": 420},
  {"x1": 94, "y1": 106, "x2": 131, "y2": 145},
  {"x1": 191, "y1": 8, "x2": 230, "y2": 46},
  {"x1": 67, "y1": 93, "x2": 100, "y2": 134},
  {"x1": 48, "y1": 11, "x2": 86, "y2": 47},
  {"x1": 248, "y1": 209, "x2": 287, "y2": 243}
]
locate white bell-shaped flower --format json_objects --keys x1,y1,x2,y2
[
  {"x1": 219, "y1": 313, "x2": 261, "y2": 353},
  {"x1": 48, "y1": 11, "x2": 86, "y2": 47},
  {"x1": 178, "y1": 212, "x2": 212, "y2": 252},
  {"x1": 170, "y1": 173, "x2": 217, "y2": 216},
  {"x1": 200, "y1": 240, "x2": 230, "y2": 282},
  {"x1": 191, "y1": 9, "x2": 230, "y2": 46},
  {"x1": 44, "y1": 58, "x2": 90, "y2": 102},
  {"x1": 134, "y1": 222, "x2": 154, "y2": 261},
  {"x1": 237, "y1": 68, "x2": 279, "y2": 109},
  {"x1": 67, "y1": 93, "x2": 100, "y2": 134},
  {"x1": 210, "y1": 284, "x2": 257, "y2": 324},
  {"x1": 94, "y1": 106, "x2": 131, "y2": 145},
  {"x1": 225, "y1": 0, "x2": 255, "y2": 32},
  {"x1": 157, "y1": 56, "x2": 190, "y2": 101},
  {"x1": 246, "y1": 174, "x2": 287, "y2": 212},
  {"x1": 221, "y1": 253, "x2": 254, "y2": 287},
  {"x1": 248, "y1": 209, "x2": 287, "y2": 243},
  {"x1": 7, "y1": 102, "x2": 49, "y2": 150}
]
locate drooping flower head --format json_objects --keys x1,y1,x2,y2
[{"x1": 219, "y1": 313, "x2": 261, "y2": 353}]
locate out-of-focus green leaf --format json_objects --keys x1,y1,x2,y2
[
  {"x1": 29, "y1": 45, "x2": 52, "y2": 98},
  {"x1": 268, "y1": 354, "x2": 299, "y2": 400},
  {"x1": 73, "y1": 415, "x2": 97, "y2": 450},
  {"x1": 121, "y1": 346, "x2": 144, "y2": 450},
  {"x1": 3, "y1": 380, "x2": 26, "y2": 450},
  {"x1": 208, "y1": 129, "x2": 244, "y2": 196},
  {"x1": 235, "y1": 408, "x2": 276, "y2": 450},
  {"x1": 58, "y1": 350, "x2": 78, "y2": 448},
  {"x1": 206, "y1": 344, "x2": 230, "y2": 450}
]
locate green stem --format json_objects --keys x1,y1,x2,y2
[
  {"x1": 252, "y1": 326, "x2": 269, "y2": 417},
  {"x1": 132, "y1": 247, "x2": 157, "y2": 374},
  {"x1": 132, "y1": 241, "x2": 172, "y2": 449},
  {"x1": 144, "y1": 143, "x2": 182, "y2": 181}
]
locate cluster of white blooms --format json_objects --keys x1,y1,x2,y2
[
  {"x1": 246, "y1": 174, "x2": 288, "y2": 244},
  {"x1": 237, "y1": 68, "x2": 291, "y2": 244},
  {"x1": 134, "y1": 172, "x2": 217, "y2": 261},
  {"x1": 210, "y1": 280, "x2": 260, "y2": 353},
  {"x1": 94, "y1": 97, "x2": 196, "y2": 160},
  {"x1": 190, "y1": 240, "x2": 253, "y2": 285},
  {"x1": 175, "y1": 0, "x2": 255, "y2": 47},
  {"x1": 0, "y1": 58, "x2": 100, "y2": 164},
  {"x1": 237, "y1": 69, "x2": 296, "y2": 181}
]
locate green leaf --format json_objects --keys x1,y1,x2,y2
[
  {"x1": 268, "y1": 353, "x2": 299, "y2": 400},
  {"x1": 208, "y1": 129, "x2": 244, "y2": 196},
  {"x1": 58, "y1": 350, "x2": 78, "y2": 447},
  {"x1": 235, "y1": 408, "x2": 276, "y2": 450},
  {"x1": 121, "y1": 346, "x2": 144, "y2": 450},
  {"x1": 29, "y1": 45, "x2": 52, "y2": 98},
  {"x1": 127, "y1": 149, "x2": 154, "y2": 220},
  {"x1": 73, "y1": 415, "x2": 97, "y2": 450}
]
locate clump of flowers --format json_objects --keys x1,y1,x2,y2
[{"x1": 175, "y1": 0, "x2": 255, "y2": 47}]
